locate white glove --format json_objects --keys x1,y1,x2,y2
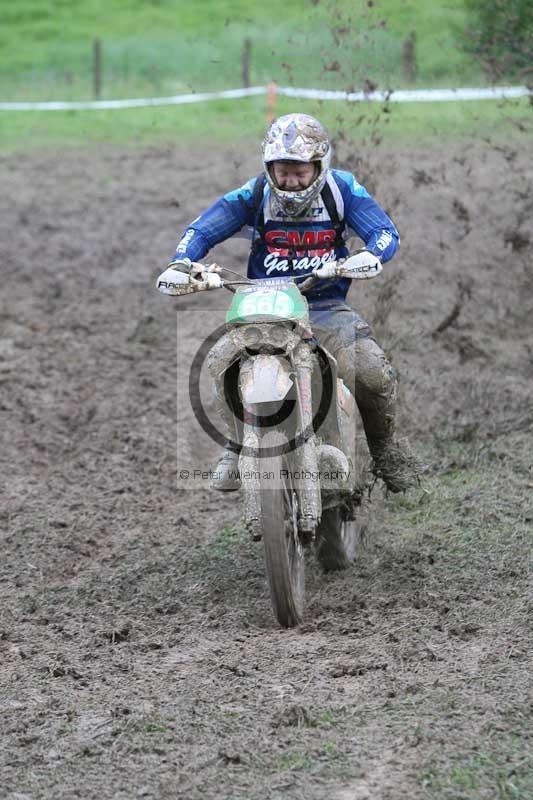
[
  {"x1": 341, "y1": 250, "x2": 382, "y2": 277},
  {"x1": 313, "y1": 262, "x2": 338, "y2": 279},
  {"x1": 156, "y1": 266, "x2": 192, "y2": 295}
]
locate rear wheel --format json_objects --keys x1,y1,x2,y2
[
  {"x1": 316, "y1": 507, "x2": 364, "y2": 572},
  {"x1": 260, "y1": 430, "x2": 305, "y2": 628}
]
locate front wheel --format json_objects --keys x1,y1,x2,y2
[
  {"x1": 260, "y1": 430, "x2": 305, "y2": 628},
  {"x1": 316, "y1": 507, "x2": 365, "y2": 572}
]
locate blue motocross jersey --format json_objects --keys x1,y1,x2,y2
[{"x1": 172, "y1": 170, "x2": 400, "y2": 302}]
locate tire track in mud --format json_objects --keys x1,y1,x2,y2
[{"x1": 1, "y1": 140, "x2": 532, "y2": 799}]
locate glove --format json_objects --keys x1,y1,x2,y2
[
  {"x1": 342, "y1": 250, "x2": 382, "y2": 276},
  {"x1": 168, "y1": 257, "x2": 192, "y2": 274},
  {"x1": 156, "y1": 265, "x2": 193, "y2": 295},
  {"x1": 313, "y1": 262, "x2": 338, "y2": 279}
]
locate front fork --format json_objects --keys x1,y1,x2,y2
[
  {"x1": 238, "y1": 344, "x2": 321, "y2": 537},
  {"x1": 291, "y1": 343, "x2": 321, "y2": 533}
]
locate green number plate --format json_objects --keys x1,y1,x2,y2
[{"x1": 226, "y1": 285, "x2": 308, "y2": 324}]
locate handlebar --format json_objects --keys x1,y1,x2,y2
[{"x1": 156, "y1": 253, "x2": 382, "y2": 298}]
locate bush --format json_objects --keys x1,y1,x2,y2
[{"x1": 464, "y1": 0, "x2": 533, "y2": 80}]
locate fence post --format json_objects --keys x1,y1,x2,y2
[
  {"x1": 267, "y1": 82, "x2": 276, "y2": 123},
  {"x1": 241, "y1": 38, "x2": 251, "y2": 88},
  {"x1": 402, "y1": 31, "x2": 416, "y2": 83},
  {"x1": 93, "y1": 38, "x2": 102, "y2": 99}
]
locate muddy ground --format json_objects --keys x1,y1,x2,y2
[{"x1": 1, "y1": 135, "x2": 532, "y2": 799}]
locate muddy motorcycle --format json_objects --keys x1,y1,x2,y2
[{"x1": 157, "y1": 256, "x2": 382, "y2": 628}]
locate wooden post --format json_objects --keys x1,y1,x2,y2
[
  {"x1": 241, "y1": 38, "x2": 251, "y2": 88},
  {"x1": 402, "y1": 31, "x2": 416, "y2": 83},
  {"x1": 93, "y1": 38, "x2": 102, "y2": 99},
  {"x1": 267, "y1": 81, "x2": 276, "y2": 123}
]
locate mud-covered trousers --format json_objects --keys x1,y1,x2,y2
[
  {"x1": 309, "y1": 299, "x2": 397, "y2": 444},
  {"x1": 206, "y1": 298, "x2": 397, "y2": 447}
]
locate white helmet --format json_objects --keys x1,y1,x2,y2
[{"x1": 262, "y1": 113, "x2": 332, "y2": 216}]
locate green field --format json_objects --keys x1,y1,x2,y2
[
  {"x1": 0, "y1": 94, "x2": 530, "y2": 152},
  {"x1": 1, "y1": 1, "x2": 529, "y2": 150},
  {"x1": 1, "y1": 0, "x2": 482, "y2": 102}
]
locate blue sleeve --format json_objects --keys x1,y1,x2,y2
[
  {"x1": 333, "y1": 170, "x2": 400, "y2": 263},
  {"x1": 172, "y1": 178, "x2": 257, "y2": 262}
]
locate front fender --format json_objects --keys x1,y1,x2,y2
[{"x1": 239, "y1": 355, "x2": 293, "y2": 404}]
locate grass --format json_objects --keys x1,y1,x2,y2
[
  {"x1": 211, "y1": 522, "x2": 248, "y2": 557},
  {"x1": 197, "y1": 434, "x2": 531, "y2": 798},
  {"x1": 390, "y1": 441, "x2": 531, "y2": 552},
  {"x1": 0, "y1": 0, "x2": 490, "y2": 105},
  {"x1": 0, "y1": 93, "x2": 529, "y2": 151},
  {"x1": 422, "y1": 750, "x2": 533, "y2": 799},
  {"x1": 2, "y1": 0, "x2": 526, "y2": 152},
  {"x1": 377, "y1": 435, "x2": 532, "y2": 800},
  {"x1": 273, "y1": 751, "x2": 315, "y2": 772}
]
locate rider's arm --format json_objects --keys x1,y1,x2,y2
[
  {"x1": 333, "y1": 170, "x2": 400, "y2": 263},
  {"x1": 171, "y1": 178, "x2": 257, "y2": 263}
]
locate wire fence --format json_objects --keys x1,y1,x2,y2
[{"x1": 0, "y1": 30, "x2": 486, "y2": 104}]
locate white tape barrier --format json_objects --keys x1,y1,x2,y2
[
  {"x1": 0, "y1": 84, "x2": 530, "y2": 111},
  {"x1": 277, "y1": 85, "x2": 531, "y2": 103},
  {"x1": 0, "y1": 86, "x2": 266, "y2": 111}
]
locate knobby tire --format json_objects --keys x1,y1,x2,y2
[{"x1": 260, "y1": 430, "x2": 305, "y2": 628}]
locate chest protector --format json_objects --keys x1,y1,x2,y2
[{"x1": 250, "y1": 172, "x2": 346, "y2": 257}]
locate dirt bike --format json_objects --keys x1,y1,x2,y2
[{"x1": 157, "y1": 255, "x2": 383, "y2": 628}]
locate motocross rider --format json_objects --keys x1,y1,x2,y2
[{"x1": 169, "y1": 113, "x2": 418, "y2": 493}]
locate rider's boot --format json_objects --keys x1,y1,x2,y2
[
  {"x1": 210, "y1": 447, "x2": 241, "y2": 492},
  {"x1": 367, "y1": 435, "x2": 420, "y2": 493},
  {"x1": 360, "y1": 400, "x2": 421, "y2": 493}
]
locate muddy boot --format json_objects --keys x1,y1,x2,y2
[
  {"x1": 368, "y1": 436, "x2": 421, "y2": 493},
  {"x1": 210, "y1": 448, "x2": 241, "y2": 492}
]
